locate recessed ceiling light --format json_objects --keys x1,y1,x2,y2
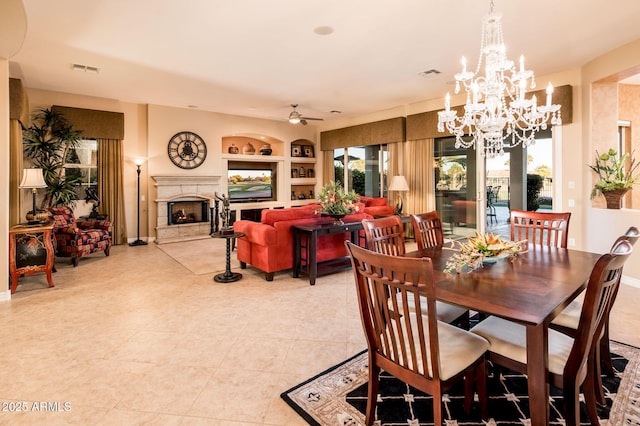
[
  {"x1": 187, "y1": 105, "x2": 198, "y2": 108},
  {"x1": 314, "y1": 26, "x2": 334, "y2": 35},
  {"x1": 330, "y1": 110, "x2": 342, "y2": 114}
]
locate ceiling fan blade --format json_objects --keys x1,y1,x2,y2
[
  {"x1": 300, "y1": 119, "x2": 308, "y2": 126},
  {"x1": 300, "y1": 116, "x2": 324, "y2": 121}
]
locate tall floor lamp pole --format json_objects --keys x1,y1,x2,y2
[{"x1": 129, "y1": 159, "x2": 147, "y2": 246}]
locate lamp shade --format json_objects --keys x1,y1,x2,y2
[
  {"x1": 388, "y1": 175, "x2": 409, "y2": 192},
  {"x1": 19, "y1": 168, "x2": 47, "y2": 189}
]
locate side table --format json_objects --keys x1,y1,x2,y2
[
  {"x1": 211, "y1": 231, "x2": 244, "y2": 283},
  {"x1": 9, "y1": 223, "x2": 56, "y2": 294}
]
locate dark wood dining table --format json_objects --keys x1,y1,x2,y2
[{"x1": 404, "y1": 244, "x2": 602, "y2": 426}]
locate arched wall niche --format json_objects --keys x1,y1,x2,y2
[{"x1": 222, "y1": 134, "x2": 284, "y2": 156}]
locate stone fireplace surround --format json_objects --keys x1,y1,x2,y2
[{"x1": 153, "y1": 175, "x2": 221, "y2": 244}]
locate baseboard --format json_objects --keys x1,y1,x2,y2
[
  {"x1": 622, "y1": 275, "x2": 640, "y2": 288},
  {"x1": 0, "y1": 290, "x2": 11, "y2": 302}
]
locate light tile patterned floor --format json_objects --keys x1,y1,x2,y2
[{"x1": 2, "y1": 239, "x2": 639, "y2": 425}]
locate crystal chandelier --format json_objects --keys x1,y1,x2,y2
[{"x1": 437, "y1": 1, "x2": 562, "y2": 158}]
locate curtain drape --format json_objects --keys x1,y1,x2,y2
[
  {"x1": 322, "y1": 149, "x2": 334, "y2": 186},
  {"x1": 405, "y1": 138, "x2": 435, "y2": 216},
  {"x1": 386, "y1": 142, "x2": 402, "y2": 211},
  {"x1": 9, "y1": 120, "x2": 24, "y2": 226},
  {"x1": 98, "y1": 139, "x2": 127, "y2": 245}
]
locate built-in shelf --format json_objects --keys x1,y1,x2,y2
[{"x1": 222, "y1": 153, "x2": 285, "y2": 162}]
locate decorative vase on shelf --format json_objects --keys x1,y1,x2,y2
[
  {"x1": 259, "y1": 144, "x2": 272, "y2": 155},
  {"x1": 228, "y1": 144, "x2": 239, "y2": 154},
  {"x1": 602, "y1": 188, "x2": 630, "y2": 209},
  {"x1": 242, "y1": 142, "x2": 256, "y2": 155}
]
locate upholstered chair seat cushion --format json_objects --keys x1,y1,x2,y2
[
  {"x1": 386, "y1": 312, "x2": 489, "y2": 380},
  {"x1": 471, "y1": 315, "x2": 574, "y2": 376}
]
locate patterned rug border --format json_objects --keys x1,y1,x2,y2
[{"x1": 282, "y1": 341, "x2": 640, "y2": 426}]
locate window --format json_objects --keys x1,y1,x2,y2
[
  {"x1": 333, "y1": 145, "x2": 388, "y2": 196},
  {"x1": 63, "y1": 139, "x2": 98, "y2": 199}
]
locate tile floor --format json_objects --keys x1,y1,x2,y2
[{"x1": 2, "y1": 242, "x2": 639, "y2": 425}]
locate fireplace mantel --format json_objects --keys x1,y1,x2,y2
[{"x1": 152, "y1": 175, "x2": 222, "y2": 244}]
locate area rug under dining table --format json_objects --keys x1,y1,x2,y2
[{"x1": 282, "y1": 340, "x2": 640, "y2": 425}]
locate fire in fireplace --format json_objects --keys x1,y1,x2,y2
[{"x1": 168, "y1": 200, "x2": 209, "y2": 225}]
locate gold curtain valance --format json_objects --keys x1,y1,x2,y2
[
  {"x1": 406, "y1": 84, "x2": 573, "y2": 141},
  {"x1": 52, "y1": 105, "x2": 124, "y2": 140},
  {"x1": 9, "y1": 78, "x2": 30, "y2": 125},
  {"x1": 320, "y1": 117, "x2": 406, "y2": 151}
]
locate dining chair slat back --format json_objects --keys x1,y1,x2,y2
[
  {"x1": 345, "y1": 241, "x2": 489, "y2": 425},
  {"x1": 362, "y1": 215, "x2": 406, "y2": 256},
  {"x1": 510, "y1": 209, "x2": 571, "y2": 248},
  {"x1": 551, "y1": 225, "x2": 639, "y2": 405},
  {"x1": 411, "y1": 211, "x2": 445, "y2": 250}
]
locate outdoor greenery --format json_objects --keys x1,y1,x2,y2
[
  {"x1": 526, "y1": 174, "x2": 544, "y2": 211},
  {"x1": 333, "y1": 164, "x2": 365, "y2": 195},
  {"x1": 23, "y1": 108, "x2": 83, "y2": 208}
]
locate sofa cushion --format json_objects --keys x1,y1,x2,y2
[
  {"x1": 360, "y1": 196, "x2": 389, "y2": 207},
  {"x1": 261, "y1": 206, "x2": 318, "y2": 226}
]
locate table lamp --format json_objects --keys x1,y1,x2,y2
[
  {"x1": 388, "y1": 175, "x2": 409, "y2": 215},
  {"x1": 19, "y1": 168, "x2": 48, "y2": 224}
]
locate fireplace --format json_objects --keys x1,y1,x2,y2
[
  {"x1": 168, "y1": 200, "x2": 209, "y2": 225},
  {"x1": 152, "y1": 175, "x2": 221, "y2": 244}
]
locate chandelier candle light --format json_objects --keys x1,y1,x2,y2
[{"x1": 437, "y1": 0, "x2": 562, "y2": 158}]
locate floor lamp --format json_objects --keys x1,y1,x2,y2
[
  {"x1": 129, "y1": 159, "x2": 147, "y2": 246},
  {"x1": 388, "y1": 175, "x2": 409, "y2": 215}
]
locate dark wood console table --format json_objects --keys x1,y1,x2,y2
[
  {"x1": 292, "y1": 216, "x2": 410, "y2": 285},
  {"x1": 292, "y1": 221, "x2": 362, "y2": 285}
]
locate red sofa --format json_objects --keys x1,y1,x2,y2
[
  {"x1": 358, "y1": 196, "x2": 395, "y2": 217},
  {"x1": 233, "y1": 204, "x2": 371, "y2": 281}
]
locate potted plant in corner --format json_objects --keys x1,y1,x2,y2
[
  {"x1": 23, "y1": 108, "x2": 84, "y2": 209},
  {"x1": 589, "y1": 148, "x2": 639, "y2": 209}
]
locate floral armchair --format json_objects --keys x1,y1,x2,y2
[{"x1": 48, "y1": 206, "x2": 112, "y2": 267}]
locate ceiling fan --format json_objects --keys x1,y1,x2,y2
[{"x1": 288, "y1": 104, "x2": 323, "y2": 125}]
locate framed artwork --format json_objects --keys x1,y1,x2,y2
[
  {"x1": 291, "y1": 144, "x2": 302, "y2": 157},
  {"x1": 303, "y1": 145, "x2": 314, "y2": 158}
]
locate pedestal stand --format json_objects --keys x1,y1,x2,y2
[{"x1": 211, "y1": 231, "x2": 244, "y2": 283}]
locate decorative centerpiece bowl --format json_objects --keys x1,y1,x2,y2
[
  {"x1": 321, "y1": 212, "x2": 350, "y2": 225},
  {"x1": 444, "y1": 232, "x2": 527, "y2": 274}
]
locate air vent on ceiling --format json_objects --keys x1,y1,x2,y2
[
  {"x1": 418, "y1": 69, "x2": 441, "y2": 76},
  {"x1": 71, "y1": 63, "x2": 100, "y2": 74}
]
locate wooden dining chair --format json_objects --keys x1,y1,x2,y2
[
  {"x1": 551, "y1": 226, "x2": 639, "y2": 404},
  {"x1": 345, "y1": 241, "x2": 489, "y2": 426},
  {"x1": 510, "y1": 209, "x2": 571, "y2": 248},
  {"x1": 361, "y1": 215, "x2": 406, "y2": 256},
  {"x1": 471, "y1": 238, "x2": 633, "y2": 426},
  {"x1": 411, "y1": 211, "x2": 445, "y2": 250},
  {"x1": 362, "y1": 216, "x2": 469, "y2": 328}
]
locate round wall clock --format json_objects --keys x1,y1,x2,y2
[{"x1": 167, "y1": 131, "x2": 207, "y2": 169}]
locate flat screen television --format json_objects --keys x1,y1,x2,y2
[{"x1": 228, "y1": 168, "x2": 274, "y2": 202}]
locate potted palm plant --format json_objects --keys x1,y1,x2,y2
[
  {"x1": 23, "y1": 108, "x2": 83, "y2": 209},
  {"x1": 589, "y1": 148, "x2": 639, "y2": 209}
]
